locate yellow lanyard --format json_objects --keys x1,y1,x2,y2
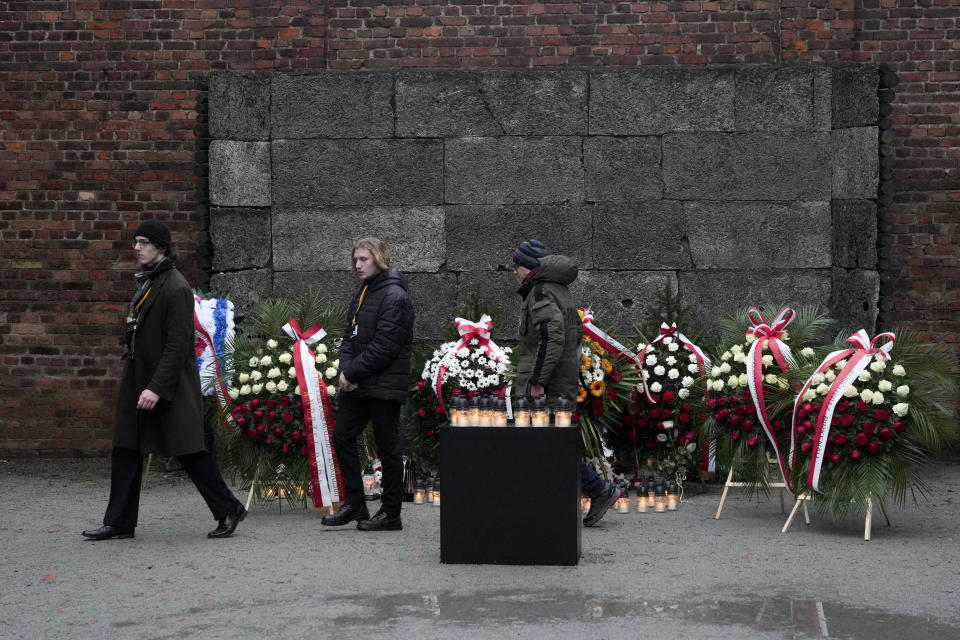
[
  {"x1": 134, "y1": 287, "x2": 152, "y2": 311},
  {"x1": 352, "y1": 285, "x2": 368, "y2": 325}
]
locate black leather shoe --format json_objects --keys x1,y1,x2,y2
[
  {"x1": 82, "y1": 525, "x2": 135, "y2": 540},
  {"x1": 321, "y1": 502, "x2": 370, "y2": 527},
  {"x1": 357, "y1": 510, "x2": 402, "y2": 531},
  {"x1": 208, "y1": 504, "x2": 247, "y2": 539},
  {"x1": 583, "y1": 483, "x2": 620, "y2": 527}
]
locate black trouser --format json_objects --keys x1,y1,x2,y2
[
  {"x1": 103, "y1": 447, "x2": 241, "y2": 528},
  {"x1": 333, "y1": 394, "x2": 403, "y2": 518}
]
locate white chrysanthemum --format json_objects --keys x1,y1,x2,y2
[
  {"x1": 288, "y1": 367, "x2": 297, "y2": 378},
  {"x1": 761, "y1": 355, "x2": 774, "y2": 367},
  {"x1": 666, "y1": 355, "x2": 677, "y2": 366},
  {"x1": 893, "y1": 402, "x2": 909, "y2": 417},
  {"x1": 238, "y1": 372, "x2": 250, "y2": 384},
  {"x1": 668, "y1": 342, "x2": 679, "y2": 352},
  {"x1": 636, "y1": 342, "x2": 647, "y2": 352},
  {"x1": 843, "y1": 384, "x2": 858, "y2": 398},
  {"x1": 267, "y1": 367, "x2": 281, "y2": 379},
  {"x1": 265, "y1": 381, "x2": 276, "y2": 393},
  {"x1": 248, "y1": 356, "x2": 259, "y2": 368},
  {"x1": 251, "y1": 383, "x2": 263, "y2": 394},
  {"x1": 276, "y1": 380, "x2": 289, "y2": 392},
  {"x1": 896, "y1": 384, "x2": 909, "y2": 397},
  {"x1": 469, "y1": 338, "x2": 479, "y2": 346},
  {"x1": 259, "y1": 355, "x2": 272, "y2": 366},
  {"x1": 316, "y1": 343, "x2": 327, "y2": 354},
  {"x1": 689, "y1": 363, "x2": 701, "y2": 374},
  {"x1": 250, "y1": 370, "x2": 263, "y2": 381},
  {"x1": 327, "y1": 385, "x2": 336, "y2": 397},
  {"x1": 877, "y1": 379, "x2": 892, "y2": 392},
  {"x1": 892, "y1": 364, "x2": 906, "y2": 377},
  {"x1": 662, "y1": 336, "x2": 673, "y2": 345},
  {"x1": 645, "y1": 354, "x2": 657, "y2": 366},
  {"x1": 871, "y1": 391, "x2": 885, "y2": 405},
  {"x1": 266, "y1": 339, "x2": 278, "y2": 349},
  {"x1": 229, "y1": 388, "x2": 240, "y2": 400},
  {"x1": 858, "y1": 369, "x2": 872, "y2": 382},
  {"x1": 668, "y1": 368, "x2": 680, "y2": 379},
  {"x1": 678, "y1": 388, "x2": 690, "y2": 399},
  {"x1": 239, "y1": 384, "x2": 251, "y2": 395},
  {"x1": 801, "y1": 347, "x2": 815, "y2": 358},
  {"x1": 859, "y1": 388, "x2": 873, "y2": 403},
  {"x1": 654, "y1": 365, "x2": 666, "y2": 376},
  {"x1": 642, "y1": 370, "x2": 650, "y2": 380},
  {"x1": 681, "y1": 376, "x2": 694, "y2": 388},
  {"x1": 650, "y1": 381, "x2": 662, "y2": 393}
]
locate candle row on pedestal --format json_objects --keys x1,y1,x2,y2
[
  {"x1": 412, "y1": 478, "x2": 441, "y2": 506},
  {"x1": 447, "y1": 394, "x2": 575, "y2": 427}
]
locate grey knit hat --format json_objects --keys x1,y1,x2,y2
[{"x1": 513, "y1": 239, "x2": 547, "y2": 269}]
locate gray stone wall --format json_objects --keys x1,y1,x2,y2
[{"x1": 208, "y1": 66, "x2": 879, "y2": 339}]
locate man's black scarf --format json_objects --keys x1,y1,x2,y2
[{"x1": 125, "y1": 257, "x2": 173, "y2": 359}]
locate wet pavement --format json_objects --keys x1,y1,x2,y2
[{"x1": 2, "y1": 457, "x2": 959, "y2": 639}]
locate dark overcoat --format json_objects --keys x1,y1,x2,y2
[{"x1": 114, "y1": 267, "x2": 206, "y2": 456}]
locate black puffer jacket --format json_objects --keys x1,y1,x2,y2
[{"x1": 339, "y1": 268, "x2": 414, "y2": 402}]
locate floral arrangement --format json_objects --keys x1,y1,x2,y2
[
  {"x1": 703, "y1": 306, "x2": 831, "y2": 492},
  {"x1": 215, "y1": 291, "x2": 346, "y2": 506},
  {"x1": 607, "y1": 326, "x2": 709, "y2": 481},
  {"x1": 403, "y1": 315, "x2": 512, "y2": 475},
  {"x1": 788, "y1": 329, "x2": 959, "y2": 517}
]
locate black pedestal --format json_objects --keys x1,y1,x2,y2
[{"x1": 440, "y1": 426, "x2": 581, "y2": 565}]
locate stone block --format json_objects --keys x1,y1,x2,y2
[
  {"x1": 271, "y1": 72, "x2": 394, "y2": 139},
  {"x1": 209, "y1": 268, "x2": 273, "y2": 319},
  {"x1": 272, "y1": 139, "x2": 443, "y2": 206},
  {"x1": 832, "y1": 127, "x2": 879, "y2": 199},
  {"x1": 445, "y1": 137, "x2": 582, "y2": 204},
  {"x1": 210, "y1": 207, "x2": 271, "y2": 270},
  {"x1": 444, "y1": 205, "x2": 593, "y2": 271},
  {"x1": 734, "y1": 66, "x2": 825, "y2": 132},
  {"x1": 684, "y1": 201, "x2": 831, "y2": 269},
  {"x1": 272, "y1": 270, "x2": 356, "y2": 318},
  {"x1": 813, "y1": 67, "x2": 833, "y2": 131},
  {"x1": 571, "y1": 270, "x2": 679, "y2": 335},
  {"x1": 406, "y1": 273, "x2": 460, "y2": 340},
  {"x1": 209, "y1": 71, "x2": 271, "y2": 140},
  {"x1": 832, "y1": 200, "x2": 878, "y2": 269},
  {"x1": 832, "y1": 65, "x2": 880, "y2": 128},
  {"x1": 396, "y1": 70, "x2": 587, "y2": 137},
  {"x1": 663, "y1": 133, "x2": 831, "y2": 200},
  {"x1": 589, "y1": 68, "x2": 735, "y2": 135},
  {"x1": 272, "y1": 205, "x2": 445, "y2": 272},
  {"x1": 584, "y1": 137, "x2": 662, "y2": 201},
  {"x1": 208, "y1": 141, "x2": 271, "y2": 207},
  {"x1": 679, "y1": 270, "x2": 831, "y2": 336},
  {"x1": 456, "y1": 271, "x2": 524, "y2": 342},
  {"x1": 592, "y1": 202, "x2": 692, "y2": 270},
  {"x1": 830, "y1": 268, "x2": 879, "y2": 333}
]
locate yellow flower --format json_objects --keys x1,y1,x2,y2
[
  {"x1": 577, "y1": 386, "x2": 588, "y2": 403},
  {"x1": 600, "y1": 358, "x2": 612, "y2": 373},
  {"x1": 582, "y1": 334, "x2": 592, "y2": 344},
  {"x1": 590, "y1": 380, "x2": 606, "y2": 397},
  {"x1": 580, "y1": 354, "x2": 591, "y2": 370},
  {"x1": 591, "y1": 341, "x2": 605, "y2": 355}
]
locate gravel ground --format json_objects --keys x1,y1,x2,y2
[{"x1": 1, "y1": 456, "x2": 958, "y2": 640}]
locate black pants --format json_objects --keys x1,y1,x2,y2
[
  {"x1": 333, "y1": 394, "x2": 403, "y2": 517},
  {"x1": 104, "y1": 447, "x2": 241, "y2": 528}
]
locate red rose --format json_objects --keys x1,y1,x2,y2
[
  {"x1": 267, "y1": 411, "x2": 276, "y2": 421},
  {"x1": 772, "y1": 420, "x2": 783, "y2": 432},
  {"x1": 253, "y1": 410, "x2": 264, "y2": 420},
  {"x1": 435, "y1": 406, "x2": 445, "y2": 415},
  {"x1": 802, "y1": 402, "x2": 814, "y2": 413},
  {"x1": 729, "y1": 415, "x2": 741, "y2": 427},
  {"x1": 266, "y1": 399, "x2": 275, "y2": 409},
  {"x1": 830, "y1": 453, "x2": 841, "y2": 464},
  {"x1": 257, "y1": 424, "x2": 266, "y2": 434},
  {"x1": 731, "y1": 431, "x2": 740, "y2": 441},
  {"x1": 274, "y1": 427, "x2": 283, "y2": 437},
  {"x1": 868, "y1": 441, "x2": 882, "y2": 454},
  {"x1": 839, "y1": 414, "x2": 854, "y2": 427},
  {"x1": 741, "y1": 391, "x2": 751, "y2": 402},
  {"x1": 735, "y1": 404, "x2": 747, "y2": 415},
  {"x1": 851, "y1": 449, "x2": 861, "y2": 460},
  {"x1": 251, "y1": 398, "x2": 260, "y2": 408},
  {"x1": 656, "y1": 421, "x2": 666, "y2": 431},
  {"x1": 797, "y1": 424, "x2": 807, "y2": 436},
  {"x1": 741, "y1": 418, "x2": 752, "y2": 431},
  {"x1": 834, "y1": 433, "x2": 847, "y2": 445},
  {"x1": 622, "y1": 415, "x2": 636, "y2": 427},
  {"x1": 856, "y1": 400, "x2": 868, "y2": 412},
  {"x1": 281, "y1": 443, "x2": 289, "y2": 454},
  {"x1": 679, "y1": 412, "x2": 691, "y2": 425},
  {"x1": 247, "y1": 429, "x2": 258, "y2": 440},
  {"x1": 837, "y1": 401, "x2": 849, "y2": 413},
  {"x1": 417, "y1": 381, "x2": 425, "y2": 389},
  {"x1": 831, "y1": 416, "x2": 840, "y2": 426},
  {"x1": 716, "y1": 396, "x2": 726, "y2": 407},
  {"x1": 264, "y1": 436, "x2": 272, "y2": 445},
  {"x1": 879, "y1": 427, "x2": 893, "y2": 440},
  {"x1": 425, "y1": 430, "x2": 434, "y2": 438},
  {"x1": 282, "y1": 412, "x2": 294, "y2": 423},
  {"x1": 292, "y1": 430, "x2": 302, "y2": 441},
  {"x1": 650, "y1": 408, "x2": 661, "y2": 419},
  {"x1": 663, "y1": 391, "x2": 675, "y2": 403},
  {"x1": 607, "y1": 387, "x2": 618, "y2": 401},
  {"x1": 894, "y1": 421, "x2": 906, "y2": 433},
  {"x1": 592, "y1": 399, "x2": 605, "y2": 417},
  {"x1": 279, "y1": 397, "x2": 289, "y2": 407},
  {"x1": 467, "y1": 390, "x2": 476, "y2": 398},
  {"x1": 715, "y1": 408, "x2": 729, "y2": 421},
  {"x1": 748, "y1": 437, "x2": 759, "y2": 447},
  {"x1": 801, "y1": 441, "x2": 812, "y2": 453},
  {"x1": 874, "y1": 409, "x2": 890, "y2": 421},
  {"x1": 636, "y1": 418, "x2": 647, "y2": 428},
  {"x1": 232, "y1": 406, "x2": 244, "y2": 417},
  {"x1": 706, "y1": 398, "x2": 716, "y2": 408},
  {"x1": 745, "y1": 404, "x2": 756, "y2": 414},
  {"x1": 683, "y1": 402, "x2": 692, "y2": 412},
  {"x1": 855, "y1": 433, "x2": 869, "y2": 446},
  {"x1": 863, "y1": 422, "x2": 876, "y2": 434},
  {"x1": 417, "y1": 408, "x2": 427, "y2": 418},
  {"x1": 236, "y1": 417, "x2": 248, "y2": 428},
  {"x1": 300, "y1": 446, "x2": 307, "y2": 457}
]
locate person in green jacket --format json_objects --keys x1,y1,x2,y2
[{"x1": 512, "y1": 239, "x2": 620, "y2": 527}]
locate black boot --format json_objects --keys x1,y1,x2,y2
[{"x1": 321, "y1": 502, "x2": 370, "y2": 526}]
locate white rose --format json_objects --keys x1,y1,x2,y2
[
  {"x1": 265, "y1": 381, "x2": 277, "y2": 393},
  {"x1": 761, "y1": 355, "x2": 774, "y2": 367},
  {"x1": 712, "y1": 379, "x2": 725, "y2": 391},
  {"x1": 327, "y1": 385, "x2": 336, "y2": 397},
  {"x1": 727, "y1": 375, "x2": 739, "y2": 388},
  {"x1": 843, "y1": 385, "x2": 858, "y2": 398},
  {"x1": 266, "y1": 339, "x2": 278, "y2": 349},
  {"x1": 267, "y1": 367, "x2": 281, "y2": 379},
  {"x1": 710, "y1": 366, "x2": 722, "y2": 378},
  {"x1": 650, "y1": 381, "x2": 662, "y2": 393},
  {"x1": 279, "y1": 352, "x2": 292, "y2": 365},
  {"x1": 869, "y1": 359, "x2": 886, "y2": 373},
  {"x1": 316, "y1": 343, "x2": 328, "y2": 354},
  {"x1": 802, "y1": 389, "x2": 817, "y2": 401},
  {"x1": 251, "y1": 383, "x2": 263, "y2": 394},
  {"x1": 668, "y1": 368, "x2": 680, "y2": 380},
  {"x1": 893, "y1": 402, "x2": 909, "y2": 417},
  {"x1": 812, "y1": 373, "x2": 826, "y2": 385},
  {"x1": 238, "y1": 372, "x2": 250, "y2": 384},
  {"x1": 877, "y1": 379, "x2": 892, "y2": 392},
  {"x1": 871, "y1": 391, "x2": 885, "y2": 405},
  {"x1": 896, "y1": 385, "x2": 909, "y2": 397},
  {"x1": 645, "y1": 354, "x2": 658, "y2": 366},
  {"x1": 333, "y1": 359, "x2": 339, "y2": 369},
  {"x1": 745, "y1": 334, "x2": 756, "y2": 344},
  {"x1": 276, "y1": 380, "x2": 289, "y2": 392},
  {"x1": 764, "y1": 373, "x2": 778, "y2": 384},
  {"x1": 892, "y1": 364, "x2": 906, "y2": 376},
  {"x1": 248, "y1": 356, "x2": 259, "y2": 368},
  {"x1": 825, "y1": 370, "x2": 836, "y2": 382},
  {"x1": 294, "y1": 386, "x2": 301, "y2": 396},
  {"x1": 654, "y1": 365, "x2": 666, "y2": 376},
  {"x1": 816, "y1": 383, "x2": 830, "y2": 396},
  {"x1": 857, "y1": 370, "x2": 872, "y2": 382},
  {"x1": 734, "y1": 352, "x2": 747, "y2": 363},
  {"x1": 678, "y1": 388, "x2": 690, "y2": 399},
  {"x1": 738, "y1": 373, "x2": 748, "y2": 387},
  {"x1": 720, "y1": 351, "x2": 732, "y2": 361},
  {"x1": 250, "y1": 370, "x2": 263, "y2": 381},
  {"x1": 801, "y1": 347, "x2": 815, "y2": 358},
  {"x1": 859, "y1": 388, "x2": 873, "y2": 403},
  {"x1": 260, "y1": 355, "x2": 272, "y2": 366},
  {"x1": 239, "y1": 384, "x2": 251, "y2": 395},
  {"x1": 681, "y1": 376, "x2": 694, "y2": 388},
  {"x1": 731, "y1": 344, "x2": 743, "y2": 353},
  {"x1": 288, "y1": 367, "x2": 297, "y2": 378},
  {"x1": 720, "y1": 362, "x2": 731, "y2": 374},
  {"x1": 228, "y1": 388, "x2": 240, "y2": 400},
  {"x1": 834, "y1": 359, "x2": 847, "y2": 370},
  {"x1": 324, "y1": 367, "x2": 338, "y2": 379}
]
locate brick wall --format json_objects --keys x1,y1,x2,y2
[{"x1": 1, "y1": 1, "x2": 956, "y2": 454}]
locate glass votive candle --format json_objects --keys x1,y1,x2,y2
[
  {"x1": 432, "y1": 479, "x2": 440, "y2": 507},
  {"x1": 616, "y1": 488, "x2": 630, "y2": 513},
  {"x1": 514, "y1": 396, "x2": 531, "y2": 427},
  {"x1": 635, "y1": 493, "x2": 648, "y2": 513},
  {"x1": 413, "y1": 479, "x2": 425, "y2": 504}
]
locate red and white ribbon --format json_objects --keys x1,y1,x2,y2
[
  {"x1": 743, "y1": 307, "x2": 797, "y2": 493},
  {"x1": 193, "y1": 296, "x2": 233, "y2": 429},
  {"x1": 431, "y1": 314, "x2": 510, "y2": 416},
  {"x1": 283, "y1": 318, "x2": 343, "y2": 509},
  {"x1": 790, "y1": 330, "x2": 895, "y2": 493},
  {"x1": 636, "y1": 322, "x2": 712, "y2": 403},
  {"x1": 580, "y1": 308, "x2": 645, "y2": 392}
]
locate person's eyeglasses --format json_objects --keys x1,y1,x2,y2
[{"x1": 132, "y1": 239, "x2": 153, "y2": 248}]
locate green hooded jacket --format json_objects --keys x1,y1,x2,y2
[{"x1": 514, "y1": 254, "x2": 582, "y2": 400}]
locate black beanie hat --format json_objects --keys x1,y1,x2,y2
[
  {"x1": 134, "y1": 219, "x2": 171, "y2": 249},
  {"x1": 513, "y1": 239, "x2": 547, "y2": 269}
]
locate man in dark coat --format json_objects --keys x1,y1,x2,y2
[
  {"x1": 512, "y1": 239, "x2": 620, "y2": 527},
  {"x1": 82, "y1": 219, "x2": 246, "y2": 540},
  {"x1": 322, "y1": 237, "x2": 414, "y2": 531}
]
